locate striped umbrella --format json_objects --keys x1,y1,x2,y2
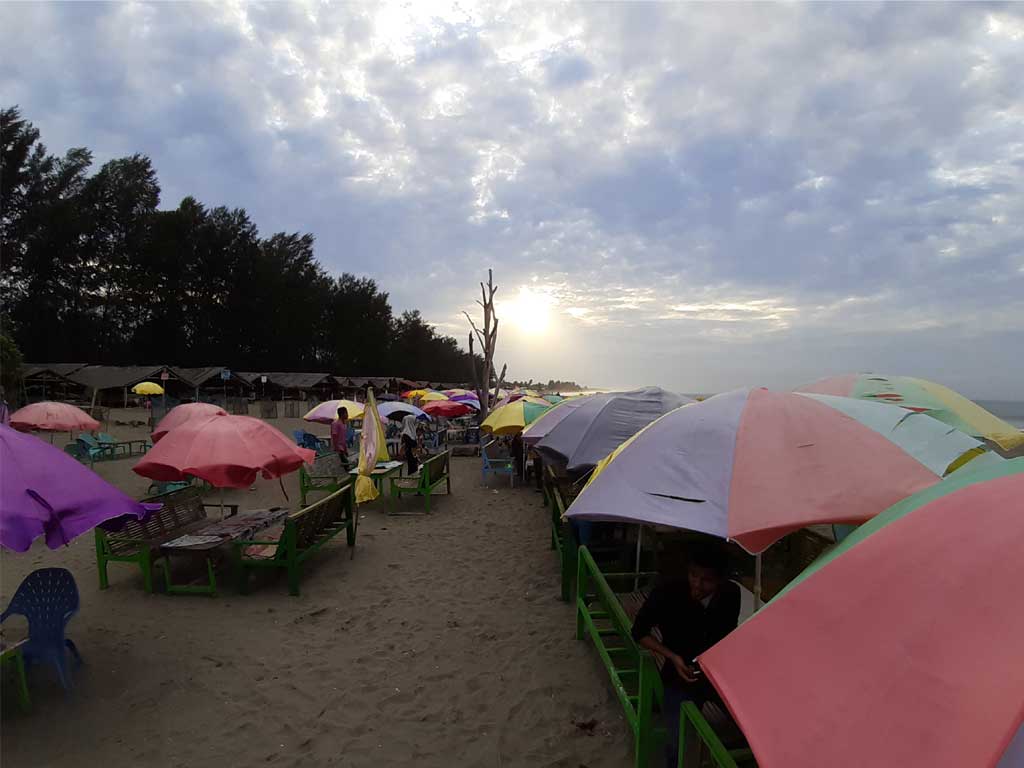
[
  {"x1": 480, "y1": 399, "x2": 551, "y2": 436},
  {"x1": 797, "y1": 373, "x2": 1023, "y2": 452},
  {"x1": 699, "y1": 458, "x2": 1024, "y2": 768}
]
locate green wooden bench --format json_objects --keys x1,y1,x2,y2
[
  {"x1": 388, "y1": 450, "x2": 451, "y2": 513},
  {"x1": 575, "y1": 546, "x2": 754, "y2": 768},
  {"x1": 233, "y1": 483, "x2": 356, "y2": 596},
  {"x1": 299, "y1": 451, "x2": 350, "y2": 506},
  {"x1": 94, "y1": 487, "x2": 238, "y2": 593}
]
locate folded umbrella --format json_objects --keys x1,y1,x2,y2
[
  {"x1": 699, "y1": 458, "x2": 1024, "y2": 768},
  {"x1": 152, "y1": 402, "x2": 227, "y2": 442},
  {"x1": 1, "y1": 424, "x2": 154, "y2": 552},
  {"x1": 355, "y1": 391, "x2": 391, "y2": 504},
  {"x1": 567, "y1": 388, "x2": 993, "y2": 554},
  {"x1": 10, "y1": 401, "x2": 99, "y2": 434}
]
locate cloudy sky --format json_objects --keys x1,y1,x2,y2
[{"x1": 3, "y1": 2, "x2": 1023, "y2": 397}]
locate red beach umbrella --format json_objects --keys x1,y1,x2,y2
[
  {"x1": 421, "y1": 400, "x2": 474, "y2": 419},
  {"x1": 10, "y1": 401, "x2": 99, "y2": 434},
  {"x1": 151, "y1": 402, "x2": 227, "y2": 442},
  {"x1": 134, "y1": 415, "x2": 314, "y2": 489}
]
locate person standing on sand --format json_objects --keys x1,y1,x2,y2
[
  {"x1": 400, "y1": 413, "x2": 419, "y2": 475},
  {"x1": 631, "y1": 541, "x2": 740, "y2": 768},
  {"x1": 331, "y1": 406, "x2": 350, "y2": 467}
]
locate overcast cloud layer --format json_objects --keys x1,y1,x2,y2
[{"x1": 3, "y1": 2, "x2": 1023, "y2": 397}]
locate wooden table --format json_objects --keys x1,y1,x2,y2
[
  {"x1": 362, "y1": 461, "x2": 404, "y2": 492},
  {"x1": 1, "y1": 638, "x2": 31, "y2": 713},
  {"x1": 160, "y1": 508, "x2": 289, "y2": 596}
]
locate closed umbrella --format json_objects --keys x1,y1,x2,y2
[
  {"x1": 1, "y1": 424, "x2": 154, "y2": 552},
  {"x1": 797, "y1": 373, "x2": 1024, "y2": 451},
  {"x1": 152, "y1": 402, "x2": 227, "y2": 443},
  {"x1": 698, "y1": 458, "x2": 1024, "y2": 768},
  {"x1": 303, "y1": 399, "x2": 365, "y2": 424},
  {"x1": 567, "y1": 388, "x2": 992, "y2": 555},
  {"x1": 535, "y1": 387, "x2": 692, "y2": 475},
  {"x1": 10, "y1": 401, "x2": 99, "y2": 435},
  {"x1": 355, "y1": 391, "x2": 391, "y2": 504}
]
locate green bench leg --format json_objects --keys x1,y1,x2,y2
[
  {"x1": 140, "y1": 550, "x2": 154, "y2": 594},
  {"x1": 287, "y1": 560, "x2": 301, "y2": 596}
]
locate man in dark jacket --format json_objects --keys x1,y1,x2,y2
[{"x1": 631, "y1": 541, "x2": 740, "y2": 767}]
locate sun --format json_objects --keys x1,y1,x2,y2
[{"x1": 503, "y1": 286, "x2": 554, "y2": 336}]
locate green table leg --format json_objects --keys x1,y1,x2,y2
[
  {"x1": 2, "y1": 646, "x2": 31, "y2": 713},
  {"x1": 161, "y1": 553, "x2": 219, "y2": 596}
]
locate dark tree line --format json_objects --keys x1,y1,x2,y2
[{"x1": 1, "y1": 107, "x2": 479, "y2": 381}]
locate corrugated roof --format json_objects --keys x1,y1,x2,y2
[
  {"x1": 68, "y1": 365, "x2": 173, "y2": 391},
  {"x1": 23, "y1": 363, "x2": 89, "y2": 378},
  {"x1": 236, "y1": 371, "x2": 334, "y2": 389},
  {"x1": 169, "y1": 366, "x2": 252, "y2": 389}
]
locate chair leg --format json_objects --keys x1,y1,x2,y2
[
  {"x1": 97, "y1": 556, "x2": 109, "y2": 590},
  {"x1": 65, "y1": 639, "x2": 83, "y2": 665}
]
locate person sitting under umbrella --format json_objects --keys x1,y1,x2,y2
[
  {"x1": 400, "y1": 414, "x2": 419, "y2": 475},
  {"x1": 631, "y1": 541, "x2": 740, "y2": 767},
  {"x1": 331, "y1": 407, "x2": 351, "y2": 468}
]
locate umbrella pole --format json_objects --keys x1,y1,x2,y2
[
  {"x1": 220, "y1": 487, "x2": 226, "y2": 521},
  {"x1": 634, "y1": 526, "x2": 643, "y2": 592},
  {"x1": 754, "y1": 553, "x2": 763, "y2": 610}
]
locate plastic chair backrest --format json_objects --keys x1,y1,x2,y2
[
  {"x1": 293, "y1": 430, "x2": 305, "y2": 446},
  {"x1": 97, "y1": 432, "x2": 117, "y2": 444},
  {"x1": 77, "y1": 433, "x2": 100, "y2": 449},
  {"x1": 1, "y1": 568, "x2": 80, "y2": 651}
]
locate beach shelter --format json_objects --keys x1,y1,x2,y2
[
  {"x1": 797, "y1": 373, "x2": 1024, "y2": 451},
  {"x1": 151, "y1": 402, "x2": 227, "y2": 443},
  {"x1": 10, "y1": 401, "x2": 99, "y2": 437},
  {"x1": 567, "y1": 388, "x2": 995, "y2": 555},
  {"x1": 480, "y1": 399, "x2": 551, "y2": 436},
  {"x1": 1, "y1": 424, "x2": 154, "y2": 552},
  {"x1": 303, "y1": 399, "x2": 365, "y2": 424},
  {"x1": 131, "y1": 381, "x2": 164, "y2": 396},
  {"x1": 355, "y1": 390, "x2": 390, "y2": 503},
  {"x1": 535, "y1": 387, "x2": 692, "y2": 475},
  {"x1": 698, "y1": 458, "x2": 1024, "y2": 768}
]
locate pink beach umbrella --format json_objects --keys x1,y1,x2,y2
[
  {"x1": 10, "y1": 401, "x2": 99, "y2": 435},
  {"x1": 152, "y1": 402, "x2": 227, "y2": 443},
  {"x1": 699, "y1": 458, "x2": 1024, "y2": 768}
]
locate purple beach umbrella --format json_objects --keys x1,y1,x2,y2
[{"x1": 0, "y1": 424, "x2": 155, "y2": 552}]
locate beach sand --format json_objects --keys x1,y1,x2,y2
[{"x1": 1, "y1": 411, "x2": 633, "y2": 767}]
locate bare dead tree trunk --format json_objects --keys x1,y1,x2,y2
[
  {"x1": 493, "y1": 362, "x2": 507, "y2": 407},
  {"x1": 468, "y1": 334, "x2": 480, "y2": 396},
  {"x1": 463, "y1": 269, "x2": 499, "y2": 421}
]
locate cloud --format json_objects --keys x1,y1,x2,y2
[{"x1": 2, "y1": 1, "x2": 1022, "y2": 397}]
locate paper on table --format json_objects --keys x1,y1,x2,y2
[{"x1": 163, "y1": 534, "x2": 224, "y2": 548}]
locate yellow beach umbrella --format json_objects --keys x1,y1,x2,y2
[
  {"x1": 355, "y1": 390, "x2": 391, "y2": 504},
  {"x1": 481, "y1": 399, "x2": 552, "y2": 436},
  {"x1": 132, "y1": 381, "x2": 164, "y2": 396},
  {"x1": 302, "y1": 399, "x2": 365, "y2": 424},
  {"x1": 402, "y1": 388, "x2": 432, "y2": 399},
  {"x1": 418, "y1": 391, "x2": 449, "y2": 402}
]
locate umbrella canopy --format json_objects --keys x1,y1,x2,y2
[
  {"x1": 134, "y1": 415, "x2": 314, "y2": 489},
  {"x1": 10, "y1": 401, "x2": 99, "y2": 433},
  {"x1": 797, "y1": 373, "x2": 1024, "y2": 452},
  {"x1": 449, "y1": 392, "x2": 480, "y2": 404},
  {"x1": 567, "y1": 388, "x2": 992, "y2": 554},
  {"x1": 480, "y1": 399, "x2": 551, "y2": 436},
  {"x1": 152, "y1": 402, "x2": 227, "y2": 443},
  {"x1": 355, "y1": 391, "x2": 391, "y2": 504},
  {"x1": 699, "y1": 458, "x2": 1024, "y2": 768},
  {"x1": 422, "y1": 400, "x2": 475, "y2": 419},
  {"x1": 441, "y1": 388, "x2": 474, "y2": 397},
  {"x1": 402, "y1": 388, "x2": 430, "y2": 398},
  {"x1": 535, "y1": 386, "x2": 693, "y2": 474},
  {"x1": 521, "y1": 395, "x2": 596, "y2": 446},
  {"x1": 417, "y1": 391, "x2": 448, "y2": 402},
  {"x1": 377, "y1": 402, "x2": 430, "y2": 421},
  {"x1": 492, "y1": 394, "x2": 550, "y2": 410},
  {"x1": 542, "y1": 394, "x2": 564, "y2": 404},
  {"x1": 1, "y1": 424, "x2": 154, "y2": 552},
  {"x1": 303, "y1": 399, "x2": 365, "y2": 424},
  {"x1": 132, "y1": 381, "x2": 164, "y2": 396}
]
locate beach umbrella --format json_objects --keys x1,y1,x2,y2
[
  {"x1": 402, "y1": 389, "x2": 431, "y2": 399},
  {"x1": 521, "y1": 395, "x2": 596, "y2": 446},
  {"x1": 535, "y1": 387, "x2": 693, "y2": 475},
  {"x1": 152, "y1": 402, "x2": 227, "y2": 443},
  {"x1": 303, "y1": 399, "x2": 365, "y2": 424},
  {"x1": 10, "y1": 401, "x2": 99, "y2": 435},
  {"x1": 355, "y1": 390, "x2": 390, "y2": 504},
  {"x1": 698, "y1": 458, "x2": 1024, "y2": 768},
  {"x1": 417, "y1": 391, "x2": 448, "y2": 402},
  {"x1": 492, "y1": 393, "x2": 550, "y2": 410},
  {"x1": 449, "y1": 392, "x2": 480, "y2": 404},
  {"x1": 131, "y1": 381, "x2": 164, "y2": 396},
  {"x1": 481, "y1": 399, "x2": 551, "y2": 436},
  {"x1": 797, "y1": 373, "x2": 1024, "y2": 452},
  {"x1": 377, "y1": 402, "x2": 430, "y2": 421},
  {"x1": 422, "y1": 400, "x2": 475, "y2": 419},
  {"x1": 441, "y1": 389, "x2": 474, "y2": 397},
  {"x1": 566, "y1": 388, "x2": 993, "y2": 555},
  {"x1": 134, "y1": 415, "x2": 314, "y2": 489},
  {"x1": 542, "y1": 394, "x2": 564, "y2": 404},
  {"x1": 0, "y1": 424, "x2": 155, "y2": 552}
]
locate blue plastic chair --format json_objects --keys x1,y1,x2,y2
[
  {"x1": 1, "y1": 568, "x2": 83, "y2": 690},
  {"x1": 482, "y1": 440, "x2": 516, "y2": 487}
]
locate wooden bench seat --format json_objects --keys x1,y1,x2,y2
[
  {"x1": 388, "y1": 450, "x2": 451, "y2": 514},
  {"x1": 234, "y1": 483, "x2": 356, "y2": 596}
]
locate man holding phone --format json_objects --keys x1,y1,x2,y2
[{"x1": 632, "y1": 540, "x2": 741, "y2": 767}]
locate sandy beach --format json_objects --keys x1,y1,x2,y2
[{"x1": 1, "y1": 412, "x2": 632, "y2": 767}]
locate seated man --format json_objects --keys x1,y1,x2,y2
[{"x1": 631, "y1": 540, "x2": 740, "y2": 768}]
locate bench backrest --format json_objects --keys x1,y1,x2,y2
[
  {"x1": 290, "y1": 484, "x2": 352, "y2": 550},
  {"x1": 421, "y1": 451, "x2": 449, "y2": 487},
  {"x1": 115, "y1": 487, "x2": 207, "y2": 541},
  {"x1": 309, "y1": 451, "x2": 346, "y2": 478}
]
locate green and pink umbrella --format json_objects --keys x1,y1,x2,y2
[
  {"x1": 797, "y1": 373, "x2": 1024, "y2": 452},
  {"x1": 698, "y1": 457, "x2": 1024, "y2": 768},
  {"x1": 566, "y1": 388, "x2": 996, "y2": 554}
]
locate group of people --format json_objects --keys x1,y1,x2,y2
[{"x1": 329, "y1": 405, "x2": 421, "y2": 476}]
